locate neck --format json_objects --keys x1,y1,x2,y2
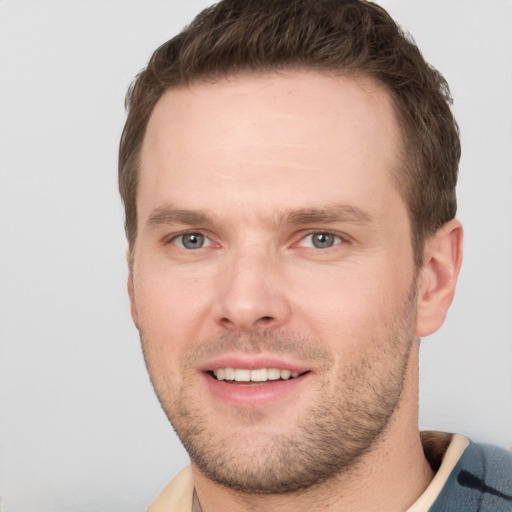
[{"x1": 192, "y1": 341, "x2": 433, "y2": 512}]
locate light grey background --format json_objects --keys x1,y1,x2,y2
[{"x1": 0, "y1": 1, "x2": 510, "y2": 511}]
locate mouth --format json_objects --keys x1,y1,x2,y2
[
  {"x1": 210, "y1": 367, "x2": 307, "y2": 383},
  {"x1": 199, "y1": 355, "x2": 311, "y2": 406}
]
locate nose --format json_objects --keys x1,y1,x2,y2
[{"x1": 214, "y1": 250, "x2": 291, "y2": 332}]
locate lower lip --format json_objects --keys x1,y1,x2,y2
[{"x1": 202, "y1": 372, "x2": 308, "y2": 407}]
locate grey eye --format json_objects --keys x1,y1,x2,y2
[
  {"x1": 180, "y1": 233, "x2": 206, "y2": 249},
  {"x1": 311, "y1": 232, "x2": 336, "y2": 249}
]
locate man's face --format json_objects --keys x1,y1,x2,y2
[{"x1": 130, "y1": 71, "x2": 419, "y2": 492}]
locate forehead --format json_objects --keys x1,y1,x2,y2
[{"x1": 139, "y1": 70, "x2": 405, "y2": 224}]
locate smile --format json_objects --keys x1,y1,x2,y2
[
  {"x1": 213, "y1": 368, "x2": 302, "y2": 382},
  {"x1": 203, "y1": 363, "x2": 310, "y2": 406}
]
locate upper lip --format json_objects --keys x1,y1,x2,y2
[{"x1": 198, "y1": 354, "x2": 310, "y2": 373}]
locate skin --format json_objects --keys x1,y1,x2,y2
[{"x1": 128, "y1": 71, "x2": 463, "y2": 512}]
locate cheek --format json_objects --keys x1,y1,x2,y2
[
  {"x1": 291, "y1": 259, "x2": 414, "y2": 345},
  {"x1": 133, "y1": 265, "x2": 213, "y2": 353}
]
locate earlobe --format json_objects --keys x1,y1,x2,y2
[{"x1": 415, "y1": 219, "x2": 463, "y2": 337}]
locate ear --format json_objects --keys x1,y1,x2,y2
[
  {"x1": 126, "y1": 249, "x2": 139, "y2": 329},
  {"x1": 415, "y1": 219, "x2": 463, "y2": 337}
]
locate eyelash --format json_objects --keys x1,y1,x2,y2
[
  {"x1": 297, "y1": 231, "x2": 345, "y2": 250},
  {"x1": 166, "y1": 231, "x2": 213, "y2": 250},
  {"x1": 165, "y1": 230, "x2": 348, "y2": 251}
]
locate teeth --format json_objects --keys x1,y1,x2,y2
[
  {"x1": 213, "y1": 367, "x2": 302, "y2": 382},
  {"x1": 234, "y1": 369, "x2": 251, "y2": 381},
  {"x1": 267, "y1": 368, "x2": 281, "y2": 380},
  {"x1": 251, "y1": 368, "x2": 267, "y2": 381}
]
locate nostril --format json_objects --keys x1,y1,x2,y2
[{"x1": 220, "y1": 317, "x2": 236, "y2": 328}]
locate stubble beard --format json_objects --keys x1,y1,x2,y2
[{"x1": 141, "y1": 289, "x2": 417, "y2": 494}]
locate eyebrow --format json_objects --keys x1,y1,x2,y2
[
  {"x1": 283, "y1": 204, "x2": 373, "y2": 225},
  {"x1": 146, "y1": 207, "x2": 211, "y2": 228},
  {"x1": 145, "y1": 203, "x2": 373, "y2": 229}
]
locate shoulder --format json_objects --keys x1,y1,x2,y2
[
  {"x1": 148, "y1": 466, "x2": 194, "y2": 512},
  {"x1": 431, "y1": 441, "x2": 512, "y2": 511},
  {"x1": 458, "y1": 442, "x2": 512, "y2": 494}
]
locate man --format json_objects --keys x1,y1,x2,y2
[{"x1": 119, "y1": 0, "x2": 512, "y2": 510}]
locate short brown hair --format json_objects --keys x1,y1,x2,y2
[{"x1": 119, "y1": 0, "x2": 460, "y2": 266}]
